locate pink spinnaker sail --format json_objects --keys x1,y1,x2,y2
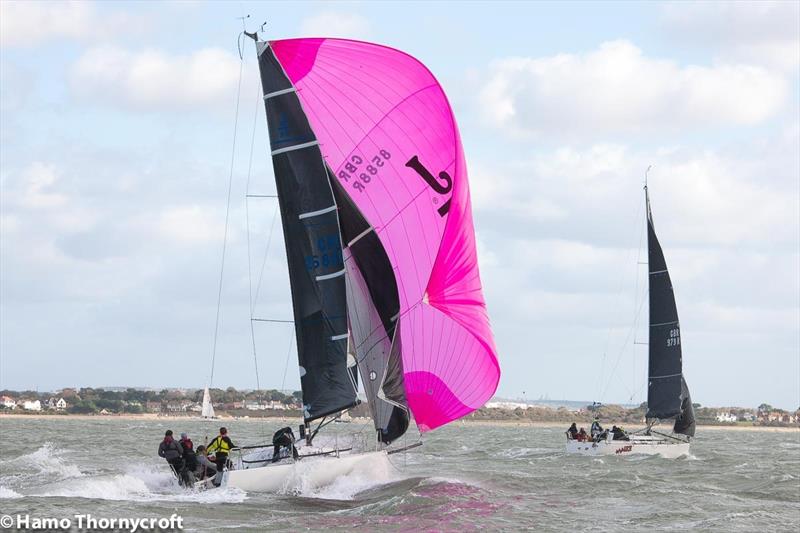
[{"x1": 271, "y1": 38, "x2": 500, "y2": 431}]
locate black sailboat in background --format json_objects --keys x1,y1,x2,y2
[
  {"x1": 567, "y1": 179, "x2": 695, "y2": 457},
  {"x1": 644, "y1": 183, "x2": 696, "y2": 439}
]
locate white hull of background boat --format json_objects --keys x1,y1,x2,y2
[
  {"x1": 565, "y1": 434, "x2": 689, "y2": 459},
  {"x1": 198, "y1": 449, "x2": 387, "y2": 493}
]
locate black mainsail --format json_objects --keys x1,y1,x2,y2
[
  {"x1": 645, "y1": 185, "x2": 695, "y2": 437},
  {"x1": 255, "y1": 42, "x2": 358, "y2": 422}
]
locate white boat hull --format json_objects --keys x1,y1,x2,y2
[
  {"x1": 200, "y1": 450, "x2": 388, "y2": 493},
  {"x1": 565, "y1": 435, "x2": 689, "y2": 459}
]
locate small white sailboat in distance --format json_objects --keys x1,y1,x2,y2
[
  {"x1": 566, "y1": 177, "x2": 695, "y2": 458},
  {"x1": 201, "y1": 387, "x2": 216, "y2": 419}
]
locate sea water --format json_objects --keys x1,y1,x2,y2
[{"x1": 0, "y1": 418, "x2": 797, "y2": 531}]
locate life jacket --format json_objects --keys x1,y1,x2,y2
[
  {"x1": 209, "y1": 435, "x2": 231, "y2": 454},
  {"x1": 181, "y1": 438, "x2": 194, "y2": 452}
]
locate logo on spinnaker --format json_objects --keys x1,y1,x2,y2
[{"x1": 405, "y1": 156, "x2": 452, "y2": 216}]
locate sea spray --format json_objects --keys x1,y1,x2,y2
[
  {"x1": 0, "y1": 486, "x2": 22, "y2": 499},
  {"x1": 6, "y1": 442, "x2": 83, "y2": 480}
]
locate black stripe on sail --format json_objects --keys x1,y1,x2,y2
[
  {"x1": 645, "y1": 189, "x2": 689, "y2": 422},
  {"x1": 331, "y1": 171, "x2": 410, "y2": 444},
  {"x1": 257, "y1": 44, "x2": 358, "y2": 423}
]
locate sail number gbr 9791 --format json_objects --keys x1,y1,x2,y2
[{"x1": 667, "y1": 327, "x2": 681, "y2": 348}]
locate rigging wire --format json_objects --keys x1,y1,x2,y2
[
  {"x1": 245, "y1": 78, "x2": 262, "y2": 394},
  {"x1": 253, "y1": 203, "x2": 280, "y2": 309},
  {"x1": 594, "y1": 196, "x2": 644, "y2": 401},
  {"x1": 598, "y1": 192, "x2": 649, "y2": 404},
  {"x1": 208, "y1": 29, "x2": 246, "y2": 388},
  {"x1": 280, "y1": 331, "x2": 294, "y2": 392}
]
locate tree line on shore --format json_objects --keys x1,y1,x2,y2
[
  {"x1": 469, "y1": 402, "x2": 799, "y2": 427},
  {"x1": 0, "y1": 387, "x2": 302, "y2": 415},
  {"x1": 1, "y1": 388, "x2": 797, "y2": 426}
]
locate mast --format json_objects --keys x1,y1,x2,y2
[
  {"x1": 246, "y1": 32, "x2": 358, "y2": 429},
  {"x1": 644, "y1": 177, "x2": 695, "y2": 437}
]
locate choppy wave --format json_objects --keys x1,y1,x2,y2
[
  {"x1": 0, "y1": 418, "x2": 797, "y2": 531},
  {"x1": 290, "y1": 452, "x2": 400, "y2": 500},
  {"x1": 0, "y1": 444, "x2": 244, "y2": 503},
  {"x1": 0, "y1": 486, "x2": 22, "y2": 499},
  {"x1": 37, "y1": 469, "x2": 247, "y2": 503},
  {"x1": 8, "y1": 442, "x2": 84, "y2": 480}
]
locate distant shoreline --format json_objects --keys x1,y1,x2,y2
[
  {"x1": 1, "y1": 413, "x2": 797, "y2": 432},
  {"x1": 459, "y1": 419, "x2": 799, "y2": 433}
]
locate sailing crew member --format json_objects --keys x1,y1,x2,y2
[
  {"x1": 194, "y1": 445, "x2": 217, "y2": 480},
  {"x1": 576, "y1": 428, "x2": 589, "y2": 442},
  {"x1": 206, "y1": 427, "x2": 236, "y2": 486},
  {"x1": 611, "y1": 426, "x2": 629, "y2": 441},
  {"x1": 566, "y1": 423, "x2": 578, "y2": 440},
  {"x1": 158, "y1": 430, "x2": 186, "y2": 484},
  {"x1": 271, "y1": 427, "x2": 299, "y2": 463},
  {"x1": 590, "y1": 417, "x2": 604, "y2": 440},
  {"x1": 180, "y1": 432, "x2": 198, "y2": 473}
]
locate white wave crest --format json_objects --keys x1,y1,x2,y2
[
  {"x1": 0, "y1": 486, "x2": 23, "y2": 499},
  {"x1": 10, "y1": 443, "x2": 83, "y2": 480},
  {"x1": 291, "y1": 452, "x2": 400, "y2": 500},
  {"x1": 420, "y1": 476, "x2": 484, "y2": 490},
  {"x1": 38, "y1": 464, "x2": 246, "y2": 503}
]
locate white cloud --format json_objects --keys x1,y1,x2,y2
[
  {"x1": 0, "y1": 1, "x2": 143, "y2": 47},
  {"x1": 69, "y1": 46, "x2": 242, "y2": 110},
  {"x1": 300, "y1": 12, "x2": 370, "y2": 39},
  {"x1": 479, "y1": 40, "x2": 788, "y2": 138},
  {"x1": 7, "y1": 162, "x2": 68, "y2": 209},
  {"x1": 157, "y1": 205, "x2": 225, "y2": 245},
  {"x1": 471, "y1": 125, "x2": 799, "y2": 252},
  {"x1": 661, "y1": 2, "x2": 800, "y2": 72}
]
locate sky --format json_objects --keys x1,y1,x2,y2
[{"x1": 1, "y1": 1, "x2": 798, "y2": 410}]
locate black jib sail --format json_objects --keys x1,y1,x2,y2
[
  {"x1": 331, "y1": 176, "x2": 410, "y2": 444},
  {"x1": 645, "y1": 185, "x2": 695, "y2": 436},
  {"x1": 255, "y1": 42, "x2": 358, "y2": 422}
]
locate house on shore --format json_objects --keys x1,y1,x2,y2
[
  {"x1": 759, "y1": 410, "x2": 798, "y2": 424},
  {"x1": 22, "y1": 400, "x2": 42, "y2": 411},
  {"x1": 0, "y1": 396, "x2": 16, "y2": 409},
  {"x1": 46, "y1": 398, "x2": 68, "y2": 411}
]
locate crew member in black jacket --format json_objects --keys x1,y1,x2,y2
[{"x1": 158, "y1": 430, "x2": 186, "y2": 484}]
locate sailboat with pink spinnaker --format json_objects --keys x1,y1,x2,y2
[{"x1": 199, "y1": 34, "x2": 500, "y2": 492}]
